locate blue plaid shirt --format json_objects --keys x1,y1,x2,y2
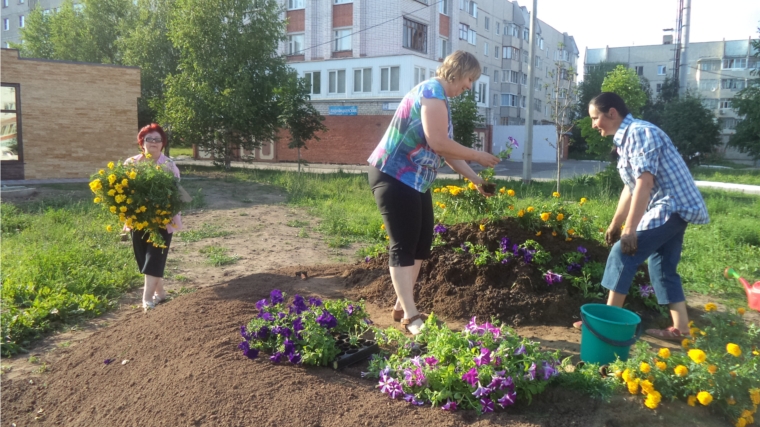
[{"x1": 614, "y1": 114, "x2": 709, "y2": 231}]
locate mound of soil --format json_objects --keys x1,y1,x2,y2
[{"x1": 345, "y1": 217, "x2": 656, "y2": 327}]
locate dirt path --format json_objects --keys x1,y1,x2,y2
[{"x1": 0, "y1": 176, "x2": 742, "y2": 427}]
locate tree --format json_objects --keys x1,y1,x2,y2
[
  {"x1": 450, "y1": 90, "x2": 484, "y2": 149},
  {"x1": 545, "y1": 62, "x2": 579, "y2": 193},
  {"x1": 577, "y1": 61, "x2": 626, "y2": 116},
  {"x1": 729, "y1": 31, "x2": 760, "y2": 160},
  {"x1": 580, "y1": 65, "x2": 648, "y2": 159},
  {"x1": 659, "y1": 96, "x2": 721, "y2": 167},
  {"x1": 641, "y1": 76, "x2": 679, "y2": 127},
  {"x1": 277, "y1": 73, "x2": 328, "y2": 172},
  {"x1": 159, "y1": 0, "x2": 289, "y2": 170}
]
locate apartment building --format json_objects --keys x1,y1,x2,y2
[
  {"x1": 279, "y1": 0, "x2": 578, "y2": 158},
  {"x1": 0, "y1": 0, "x2": 75, "y2": 48},
  {"x1": 585, "y1": 38, "x2": 759, "y2": 163}
]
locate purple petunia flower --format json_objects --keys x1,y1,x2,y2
[
  {"x1": 544, "y1": 270, "x2": 563, "y2": 285},
  {"x1": 363, "y1": 318, "x2": 373, "y2": 325},
  {"x1": 488, "y1": 375, "x2": 508, "y2": 391},
  {"x1": 542, "y1": 361, "x2": 559, "y2": 380},
  {"x1": 567, "y1": 262, "x2": 582, "y2": 274},
  {"x1": 473, "y1": 381, "x2": 492, "y2": 398},
  {"x1": 639, "y1": 284, "x2": 654, "y2": 298},
  {"x1": 514, "y1": 345, "x2": 526, "y2": 356},
  {"x1": 260, "y1": 312, "x2": 275, "y2": 321},
  {"x1": 292, "y1": 317, "x2": 303, "y2": 333},
  {"x1": 525, "y1": 362, "x2": 537, "y2": 381},
  {"x1": 404, "y1": 394, "x2": 425, "y2": 406},
  {"x1": 238, "y1": 341, "x2": 259, "y2": 359},
  {"x1": 104, "y1": 358, "x2": 114, "y2": 365},
  {"x1": 434, "y1": 223, "x2": 448, "y2": 234},
  {"x1": 345, "y1": 304, "x2": 355, "y2": 315},
  {"x1": 288, "y1": 353, "x2": 302, "y2": 364},
  {"x1": 290, "y1": 294, "x2": 309, "y2": 314},
  {"x1": 365, "y1": 256, "x2": 371, "y2": 263},
  {"x1": 270, "y1": 352, "x2": 284, "y2": 363},
  {"x1": 577, "y1": 246, "x2": 587, "y2": 254},
  {"x1": 255, "y1": 298, "x2": 268, "y2": 310},
  {"x1": 283, "y1": 339, "x2": 296, "y2": 357},
  {"x1": 308, "y1": 297, "x2": 322, "y2": 307},
  {"x1": 316, "y1": 309, "x2": 337, "y2": 329},
  {"x1": 277, "y1": 312, "x2": 286, "y2": 319},
  {"x1": 474, "y1": 348, "x2": 491, "y2": 367},
  {"x1": 500, "y1": 237, "x2": 512, "y2": 253},
  {"x1": 461, "y1": 243, "x2": 470, "y2": 253},
  {"x1": 255, "y1": 325, "x2": 269, "y2": 340},
  {"x1": 493, "y1": 356, "x2": 502, "y2": 367},
  {"x1": 441, "y1": 399, "x2": 457, "y2": 412},
  {"x1": 240, "y1": 325, "x2": 252, "y2": 340},
  {"x1": 462, "y1": 367, "x2": 479, "y2": 387},
  {"x1": 465, "y1": 316, "x2": 486, "y2": 335},
  {"x1": 270, "y1": 289, "x2": 284, "y2": 305},
  {"x1": 378, "y1": 375, "x2": 403, "y2": 399},
  {"x1": 497, "y1": 391, "x2": 517, "y2": 408},
  {"x1": 480, "y1": 397, "x2": 495, "y2": 414},
  {"x1": 424, "y1": 356, "x2": 439, "y2": 367}
]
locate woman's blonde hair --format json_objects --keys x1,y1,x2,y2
[{"x1": 436, "y1": 50, "x2": 481, "y2": 82}]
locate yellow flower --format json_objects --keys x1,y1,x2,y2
[
  {"x1": 440, "y1": 187, "x2": 449, "y2": 193},
  {"x1": 552, "y1": 191, "x2": 560, "y2": 198},
  {"x1": 109, "y1": 206, "x2": 117, "y2": 214},
  {"x1": 735, "y1": 418, "x2": 747, "y2": 427},
  {"x1": 433, "y1": 188, "x2": 440, "y2": 193},
  {"x1": 579, "y1": 197, "x2": 587, "y2": 205},
  {"x1": 639, "y1": 362, "x2": 651, "y2": 374},
  {"x1": 552, "y1": 231, "x2": 558, "y2": 236},
  {"x1": 687, "y1": 395, "x2": 697, "y2": 406},
  {"x1": 479, "y1": 224, "x2": 486, "y2": 231},
  {"x1": 674, "y1": 365, "x2": 689, "y2": 377},
  {"x1": 439, "y1": 203, "x2": 446, "y2": 209},
  {"x1": 708, "y1": 364, "x2": 718, "y2": 374},
  {"x1": 727, "y1": 343, "x2": 742, "y2": 357},
  {"x1": 743, "y1": 408, "x2": 756, "y2": 418},
  {"x1": 385, "y1": 235, "x2": 389, "y2": 240},
  {"x1": 750, "y1": 388, "x2": 760, "y2": 405},
  {"x1": 626, "y1": 379, "x2": 639, "y2": 395},
  {"x1": 697, "y1": 391, "x2": 713, "y2": 406},
  {"x1": 93, "y1": 197, "x2": 101, "y2": 203},
  {"x1": 380, "y1": 224, "x2": 385, "y2": 230},
  {"x1": 704, "y1": 302, "x2": 718, "y2": 312},
  {"x1": 567, "y1": 228, "x2": 575, "y2": 235},
  {"x1": 622, "y1": 369, "x2": 635, "y2": 382},
  {"x1": 508, "y1": 205, "x2": 514, "y2": 210},
  {"x1": 107, "y1": 189, "x2": 116, "y2": 196},
  {"x1": 658, "y1": 348, "x2": 671, "y2": 359},
  {"x1": 89, "y1": 180, "x2": 102, "y2": 192},
  {"x1": 119, "y1": 206, "x2": 127, "y2": 213},
  {"x1": 690, "y1": 327, "x2": 701, "y2": 337},
  {"x1": 115, "y1": 184, "x2": 124, "y2": 193},
  {"x1": 527, "y1": 206, "x2": 535, "y2": 213},
  {"x1": 121, "y1": 178, "x2": 129, "y2": 187},
  {"x1": 738, "y1": 307, "x2": 746, "y2": 315},
  {"x1": 540, "y1": 212, "x2": 550, "y2": 221},
  {"x1": 99, "y1": 169, "x2": 105, "y2": 175},
  {"x1": 682, "y1": 338, "x2": 691, "y2": 349},
  {"x1": 556, "y1": 213, "x2": 565, "y2": 221},
  {"x1": 688, "y1": 349, "x2": 707, "y2": 364},
  {"x1": 106, "y1": 225, "x2": 113, "y2": 232},
  {"x1": 468, "y1": 182, "x2": 477, "y2": 191},
  {"x1": 107, "y1": 161, "x2": 115, "y2": 169},
  {"x1": 108, "y1": 174, "x2": 117, "y2": 185},
  {"x1": 507, "y1": 189, "x2": 515, "y2": 197},
  {"x1": 145, "y1": 152, "x2": 152, "y2": 159},
  {"x1": 518, "y1": 209, "x2": 525, "y2": 218},
  {"x1": 726, "y1": 397, "x2": 737, "y2": 405},
  {"x1": 565, "y1": 238, "x2": 572, "y2": 241},
  {"x1": 656, "y1": 361, "x2": 667, "y2": 371},
  {"x1": 129, "y1": 170, "x2": 137, "y2": 179},
  {"x1": 535, "y1": 231, "x2": 542, "y2": 236},
  {"x1": 639, "y1": 379, "x2": 654, "y2": 394},
  {"x1": 499, "y1": 187, "x2": 506, "y2": 194},
  {"x1": 644, "y1": 390, "x2": 661, "y2": 409},
  {"x1": 126, "y1": 198, "x2": 133, "y2": 204}
]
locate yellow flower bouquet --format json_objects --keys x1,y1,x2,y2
[{"x1": 89, "y1": 159, "x2": 184, "y2": 248}]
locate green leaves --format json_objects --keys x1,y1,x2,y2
[{"x1": 450, "y1": 90, "x2": 484, "y2": 149}]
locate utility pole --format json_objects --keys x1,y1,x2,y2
[
  {"x1": 679, "y1": 0, "x2": 691, "y2": 95},
  {"x1": 522, "y1": 0, "x2": 537, "y2": 184}
]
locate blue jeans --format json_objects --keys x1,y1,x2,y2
[{"x1": 601, "y1": 214, "x2": 688, "y2": 304}]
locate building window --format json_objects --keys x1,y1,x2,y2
[
  {"x1": 501, "y1": 93, "x2": 519, "y2": 107},
  {"x1": 495, "y1": 22, "x2": 499, "y2": 35},
  {"x1": 414, "y1": 66, "x2": 426, "y2": 86},
  {"x1": 353, "y1": 68, "x2": 372, "y2": 93},
  {"x1": 467, "y1": 29, "x2": 476, "y2": 46},
  {"x1": 510, "y1": 70, "x2": 519, "y2": 84},
  {"x1": 484, "y1": 16, "x2": 489, "y2": 30},
  {"x1": 2, "y1": 0, "x2": 7, "y2": 7},
  {"x1": 502, "y1": 70, "x2": 507, "y2": 82},
  {"x1": 700, "y1": 60, "x2": 721, "y2": 71},
  {"x1": 634, "y1": 66, "x2": 643, "y2": 76},
  {"x1": 3, "y1": 18, "x2": 8, "y2": 31},
  {"x1": 493, "y1": 93, "x2": 498, "y2": 105},
  {"x1": 656, "y1": 83, "x2": 662, "y2": 93},
  {"x1": 334, "y1": 29, "x2": 351, "y2": 51},
  {"x1": 476, "y1": 83, "x2": 487, "y2": 103},
  {"x1": 534, "y1": 77, "x2": 540, "y2": 90},
  {"x1": 287, "y1": 34, "x2": 304, "y2": 55},
  {"x1": 380, "y1": 66, "x2": 400, "y2": 91},
  {"x1": 483, "y1": 66, "x2": 488, "y2": 75},
  {"x1": 523, "y1": 28, "x2": 529, "y2": 40},
  {"x1": 403, "y1": 18, "x2": 427, "y2": 53},
  {"x1": 483, "y1": 41, "x2": 488, "y2": 56},
  {"x1": 468, "y1": 1, "x2": 477, "y2": 17},
  {"x1": 722, "y1": 58, "x2": 747, "y2": 69},
  {"x1": 328, "y1": 70, "x2": 346, "y2": 94},
  {"x1": 1, "y1": 84, "x2": 20, "y2": 161},
  {"x1": 512, "y1": 25, "x2": 519, "y2": 38},
  {"x1": 494, "y1": 45, "x2": 499, "y2": 58},
  {"x1": 721, "y1": 78, "x2": 746, "y2": 90},
  {"x1": 523, "y1": 50, "x2": 528, "y2": 63},
  {"x1": 534, "y1": 98, "x2": 542, "y2": 112},
  {"x1": 459, "y1": 23, "x2": 469, "y2": 40},
  {"x1": 304, "y1": 71, "x2": 321, "y2": 95},
  {"x1": 521, "y1": 73, "x2": 527, "y2": 85},
  {"x1": 721, "y1": 118, "x2": 737, "y2": 130},
  {"x1": 439, "y1": 0, "x2": 449, "y2": 15},
  {"x1": 719, "y1": 99, "x2": 732, "y2": 109},
  {"x1": 698, "y1": 79, "x2": 718, "y2": 91},
  {"x1": 19, "y1": 15, "x2": 24, "y2": 28},
  {"x1": 657, "y1": 65, "x2": 666, "y2": 75},
  {"x1": 287, "y1": 0, "x2": 304, "y2": 10},
  {"x1": 535, "y1": 56, "x2": 541, "y2": 68},
  {"x1": 493, "y1": 70, "x2": 498, "y2": 81},
  {"x1": 539, "y1": 38, "x2": 543, "y2": 50},
  {"x1": 439, "y1": 37, "x2": 449, "y2": 59}
]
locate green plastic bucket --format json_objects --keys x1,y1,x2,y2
[{"x1": 580, "y1": 304, "x2": 642, "y2": 364}]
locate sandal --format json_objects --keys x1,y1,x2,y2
[
  {"x1": 392, "y1": 309, "x2": 404, "y2": 322},
  {"x1": 572, "y1": 321, "x2": 583, "y2": 329},
  {"x1": 401, "y1": 314, "x2": 425, "y2": 335},
  {"x1": 645, "y1": 326, "x2": 687, "y2": 342}
]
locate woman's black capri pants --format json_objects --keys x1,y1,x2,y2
[
  {"x1": 369, "y1": 167, "x2": 434, "y2": 267},
  {"x1": 131, "y1": 228, "x2": 173, "y2": 277}
]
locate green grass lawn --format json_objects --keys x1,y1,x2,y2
[
  {"x1": 692, "y1": 167, "x2": 760, "y2": 186},
  {"x1": 168, "y1": 146, "x2": 194, "y2": 157}
]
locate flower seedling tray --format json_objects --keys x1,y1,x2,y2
[{"x1": 331, "y1": 336, "x2": 380, "y2": 370}]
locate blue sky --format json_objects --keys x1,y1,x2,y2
[{"x1": 524, "y1": 0, "x2": 759, "y2": 63}]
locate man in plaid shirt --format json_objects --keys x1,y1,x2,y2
[{"x1": 576, "y1": 92, "x2": 709, "y2": 341}]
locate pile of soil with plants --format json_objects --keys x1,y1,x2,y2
[{"x1": 345, "y1": 217, "x2": 657, "y2": 327}]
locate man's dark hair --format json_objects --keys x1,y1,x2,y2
[{"x1": 590, "y1": 92, "x2": 631, "y2": 118}]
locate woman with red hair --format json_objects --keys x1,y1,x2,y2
[{"x1": 125, "y1": 123, "x2": 184, "y2": 312}]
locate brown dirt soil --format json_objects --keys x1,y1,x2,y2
[{"x1": 1, "y1": 175, "x2": 750, "y2": 427}]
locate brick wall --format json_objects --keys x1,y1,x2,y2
[
  {"x1": 332, "y1": 3, "x2": 353, "y2": 28},
  {"x1": 275, "y1": 115, "x2": 392, "y2": 164},
  {"x1": 0, "y1": 49, "x2": 141, "y2": 180},
  {"x1": 286, "y1": 9, "x2": 305, "y2": 32}
]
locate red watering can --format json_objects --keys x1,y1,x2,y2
[{"x1": 724, "y1": 267, "x2": 760, "y2": 312}]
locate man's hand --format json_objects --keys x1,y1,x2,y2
[
  {"x1": 474, "y1": 151, "x2": 500, "y2": 168},
  {"x1": 619, "y1": 230, "x2": 638, "y2": 256},
  {"x1": 605, "y1": 225, "x2": 621, "y2": 247}
]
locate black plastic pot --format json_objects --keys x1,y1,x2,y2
[{"x1": 332, "y1": 340, "x2": 380, "y2": 370}]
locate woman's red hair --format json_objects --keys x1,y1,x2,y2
[{"x1": 137, "y1": 123, "x2": 167, "y2": 151}]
